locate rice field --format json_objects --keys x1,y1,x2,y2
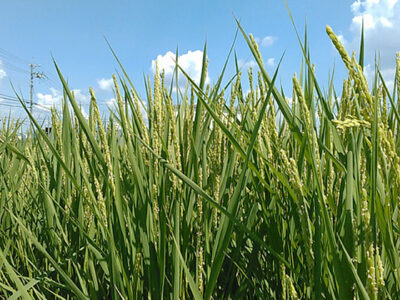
[{"x1": 1, "y1": 21, "x2": 400, "y2": 299}]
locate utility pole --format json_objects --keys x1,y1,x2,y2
[{"x1": 29, "y1": 63, "x2": 45, "y2": 113}]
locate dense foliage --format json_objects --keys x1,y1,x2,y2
[{"x1": 1, "y1": 22, "x2": 400, "y2": 299}]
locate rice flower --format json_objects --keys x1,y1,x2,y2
[
  {"x1": 332, "y1": 117, "x2": 370, "y2": 131},
  {"x1": 326, "y1": 26, "x2": 353, "y2": 72}
]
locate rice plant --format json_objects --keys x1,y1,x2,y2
[{"x1": 1, "y1": 19, "x2": 400, "y2": 299}]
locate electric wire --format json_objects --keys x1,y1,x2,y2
[
  {"x1": 0, "y1": 48, "x2": 30, "y2": 65},
  {"x1": 0, "y1": 94, "x2": 51, "y2": 111}
]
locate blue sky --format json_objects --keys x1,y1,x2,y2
[{"x1": 0, "y1": 0, "x2": 399, "y2": 122}]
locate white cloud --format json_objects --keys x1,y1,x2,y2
[
  {"x1": 341, "y1": 0, "x2": 400, "y2": 86},
  {"x1": 36, "y1": 88, "x2": 89, "y2": 110},
  {"x1": 337, "y1": 34, "x2": 346, "y2": 44},
  {"x1": 151, "y1": 50, "x2": 210, "y2": 90},
  {"x1": 72, "y1": 89, "x2": 90, "y2": 104},
  {"x1": 80, "y1": 107, "x2": 89, "y2": 119},
  {"x1": 351, "y1": 0, "x2": 398, "y2": 29},
  {"x1": 238, "y1": 59, "x2": 257, "y2": 69},
  {"x1": 238, "y1": 57, "x2": 275, "y2": 70},
  {"x1": 266, "y1": 58, "x2": 275, "y2": 67},
  {"x1": 261, "y1": 36, "x2": 277, "y2": 47},
  {"x1": 363, "y1": 63, "x2": 396, "y2": 91},
  {"x1": 98, "y1": 78, "x2": 114, "y2": 91},
  {"x1": 106, "y1": 97, "x2": 116, "y2": 107},
  {"x1": 254, "y1": 35, "x2": 277, "y2": 47},
  {"x1": 0, "y1": 60, "x2": 6, "y2": 82},
  {"x1": 36, "y1": 88, "x2": 62, "y2": 109}
]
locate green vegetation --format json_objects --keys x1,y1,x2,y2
[{"x1": 1, "y1": 20, "x2": 400, "y2": 299}]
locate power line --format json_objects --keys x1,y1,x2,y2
[
  {"x1": 0, "y1": 93, "x2": 31, "y2": 104},
  {"x1": 0, "y1": 49, "x2": 30, "y2": 76},
  {"x1": 0, "y1": 57, "x2": 58, "y2": 86},
  {"x1": 0, "y1": 93, "x2": 51, "y2": 111},
  {"x1": 0, "y1": 60, "x2": 30, "y2": 75},
  {"x1": 0, "y1": 102, "x2": 23, "y2": 108},
  {"x1": 0, "y1": 99, "x2": 26, "y2": 106},
  {"x1": 33, "y1": 103, "x2": 51, "y2": 111},
  {"x1": 38, "y1": 78, "x2": 59, "y2": 91},
  {"x1": 0, "y1": 48, "x2": 61, "y2": 108},
  {"x1": 36, "y1": 65, "x2": 58, "y2": 83},
  {"x1": 0, "y1": 48, "x2": 30, "y2": 65},
  {"x1": 0, "y1": 118, "x2": 51, "y2": 126},
  {"x1": 0, "y1": 101, "x2": 51, "y2": 111}
]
